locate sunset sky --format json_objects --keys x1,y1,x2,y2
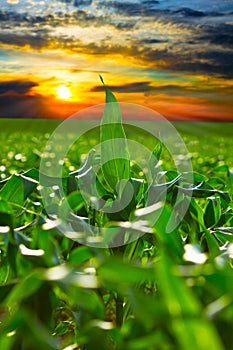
[{"x1": 0, "y1": 0, "x2": 233, "y2": 120}]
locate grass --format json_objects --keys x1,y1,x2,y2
[{"x1": 0, "y1": 118, "x2": 232, "y2": 178}]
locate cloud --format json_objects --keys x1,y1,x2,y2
[
  {"x1": 0, "y1": 8, "x2": 128, "y2": 33},
  {"x1": 173, "y1": 8, "x2": 206, "y2": 17},
  {"x1": 0, "y1": 80, "x2": 38, "y2": 95},
  {"x1": 198, "y1": 24, "x2": 233, "y2": 48},
  {"x1": 141, "y1": 0, "x2": 160, "y2": 5},
  {"x1": 141, "y1": 38, "x2": 168, "y2": 44},
  {"x1": 1, "y1": 21, "x2": 232, "y2": 80},
  {"x1": 0, "y1": 93, "x2": 88, "y2": 119},
  {"x1": 0, "y1": 94, "x2": 44, "y2": 118},
  {"x1": 0, "y1": 3, "x2": 232, "y2": 81},
  {"x1": 114, "y1": 21, "x2": 136, "y2": 30},
  {"x1": 91, "y1": 81, "x2": 152, "y2": 93},
  {"x1": 171, "y1": 8, "x2": 229, "y2": 18},
  {"x1": 0, "y1": 10, "x2": 50, "y2": 26},
  {"x1": 198, "y1": 50, "x2": 233, "y2": 77},
  {"x1": 97, "y1": 1, "x2": 161, "y2": 17},
  {"x1": 96, "y1": 2, "x2": 230, "y2": 20},
  {"x1": 0, "y1": 32, "x2": 50, "y2": 49},
  {"x1": 0, "y1": 9, "x2": 103, "y2": 29},
  {"x1": 140, "y1": 46, "x2": 233, "y2": 78},
  {"x1": 59, "y1": 0, "x2": 93, "y2": 5},
  {"x1": 69, "y1": 68, "x2": 109, "y2": 74},
  {"x1": 73, "y1": 0, "x2": 93, "y2": 6},
  {"x1": 91, "y1": 81, "x2": 196, "y2": 96}
]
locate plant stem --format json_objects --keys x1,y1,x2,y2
[{"x1": 116, "y1": 294, "x2": 124, "y2": 327}]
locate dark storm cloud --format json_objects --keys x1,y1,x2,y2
[
  {"x1": 0, "y1": 10, "x2": 27, "y2": 23},
  {"x1": 114, "y1": 21, "x2": 136, "y2": 30},
  {"x1": 198, "y1": 24, "x2": 233, "y2": 48},
  {"x1": 100, "y1": 2, "x2": 144, "y2": 16},
  {"x1": 171, "y1": 7, "x2": 226, "y2": 18},
  {"x1": 0, "y1": 9, "x2": 99, "y2": 28},
  {"x1": 0, "y1": 8, "x2": 129, "y2": 31},
  {"x1": 210, "y1": 33, "x2": 233, "y2": 47},
  {"x1": 141, "y1": 38, "x2": 168, "y2": 44},
  {"x1": 198, "y1": 50, "x2": 233, "y2": 77},
  {"x1": 59, "y1": 0, "x2": 93, "y2": 5},
  {"x1": 0, "y1": 80, "x2": 38, "y2": 95},
  {"x1": 97, "y1": 1, "x2": 162, "y2": 17},
  {"x1": 141, "y1": 0, "x2": 160, "y2": 5},
  {"x1": 0, "y1": 10, "x2": 54, "y2": 26},
  {"x1": 173, "y1": 8, "x2": 206, "y2": 17},
  {"x1": 97, "y1": 2, "x2": 228, "y2": 19},
  {"x1": 140, "y1": 46, "x2": 233, "y2": 78},
  {"x1": 0, "y1": 32, "x2": 50, "y2": 49},
  {"x1": 0, "y1": 94, "x2": 44, "y2": 118}
]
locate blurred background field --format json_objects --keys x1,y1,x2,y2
[{"x1": 0, "y1": 119, "x2": 232, "y2": 179}]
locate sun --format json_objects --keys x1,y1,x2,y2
[{"x1": 55, "y1": 85, "x2": 72, "y2": 100}]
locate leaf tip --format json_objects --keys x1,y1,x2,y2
[{"x1": 99, "y1": 75, "x2": 105, "y2": 85}]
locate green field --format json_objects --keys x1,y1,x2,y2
[
  {"x1": 0, "y1": 118, "x2": 232, "y2": 178},
  {"x1": 0, "y1": 110, "x2": 233, "y2": 350}
]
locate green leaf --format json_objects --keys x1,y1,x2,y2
[
  {"x1": 214, "y1": 227, "x2": 233, "y2": 243},
  {"x1": 20, "y1": 172, "x2": 38, "y2": 199},
  {"x1": 127, "y1": 290, "x2": 168, "y2": 329},
  {"x1": 208, "y1": 177, "x2": 225, "y2": 189},
  {"x1": 33, "y1": 229, "x2": 62, "y2": 267},
  {"x1": 0, "y1": 170, "x2": 38, "y2": 207},
  {"x1": 69, "y1": 149, "x2": 96, "y2": 178},
  {"x1": 203, "y1": 228, "x2": 220, "y2": 259},
  {"x1": 53, "y1": 321, "x2": 72, "y2": 336},
  {"x1": 156, "y1": 253, "x2": 201, "y2": 317},
  {"x1": 0, "y1": 261, "x2": 9, "y2": 284},
  {"x1": 125, "y1": 331, "x2": 170, "y2": 350},
  {"x1": 100, "y1": 83, "x2": 130, "y2": 191},
  {"x1": 22, "y1": 168, "x2": 40, "y2": 182},
  {"x1": 7, "y1": 243, "x2": 18, "y2": 276},
  {"x1": 149, "y1": 142, "x2": 162, "y2": 181},
  {"x1": 191, "y1": 172, "x2": 207, "y2": 184},
  {"x1": 0, "y1": 283, "x2": 16, "y2": 303},
  {"x1": 204, "y1": 197, "x2": 221, "y2": 228},
  {"x1": 4, "y1": 271, "x2": 43, "y2": 306},
  {"x1": 147, "y1": 175, "x2": 181, "y2": 204},
  {"x1": 69, "y1": 246, "x2": 94, "y2": 266},
  {"x1": 214, "y1": 227, "x2": 233, "y2": 234},
  {"x1": 139, "y1": 204, "x2": 184, "y2": 259},
  {"x1": 59, "y1": 191, "x2": 85, "y2": 221},
  {"x1": 98, "y1": 257, "x2": 155, "y2": 289},
  {"x1": 0, "y1": 174, "x2": 24, "y2": 206},
  {"x1": 173, "y1": 319, "x2": 224, "y2": 350},
  {"x1": 0, "y1": 308, "x2": 61, "y2": 350},
  {"x1": 177, "y1": 185, "x2": 230, "y2": 202},
  {"x1": 0, "y1": 199, "x2": 13, "y2": 228}
]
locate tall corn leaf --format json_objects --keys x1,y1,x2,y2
[
  {"x1": 100, "y1": 78, "x2": 130, "y2": 191},
  {"x1": 157, "y1": 253, "x2": 224, "y2": 350}
]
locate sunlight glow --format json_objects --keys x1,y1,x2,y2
[{"x1": 55, "y1": 85, "x2": 72, "y2": 100}]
